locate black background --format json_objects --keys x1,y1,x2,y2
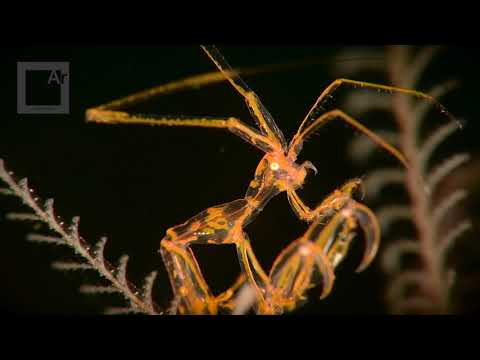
[{"x1": 1, "y1": 45, "x2": 479, "y2": 315}]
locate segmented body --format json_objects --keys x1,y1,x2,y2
[
  {"x1": 85, "y1": 45, "x2": 452, "y2": 314},
  {"x1": 165, "y1": 153, "x2": 304, "y2": 245},
  {"x1": 159, "y1": 152, "x2": 310, "y2": 314}
]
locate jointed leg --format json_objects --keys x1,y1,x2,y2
[
  {"x1": 240, "y1": 184, "x2": 381, "y2": 314},
  {"x1": 235, "y1": 232, "x2": 280, "y2": 315},
  {"x1": 214, "y1": 274, "x2": 248, "y2": 312},
  {"x1": 91, "y1": 71, "x2": 240, "y2": 112},
  {"x1": 295, "y1": 77, "x2": 460, "y2": 138},
  {"x1": 201, "y1": 45, "x2": 287, "y2": 149},
  {"x1": 268, "y1": 240, "x2": 335, "y2": 308},
  {"x1": 160, "y1": 230, "x2": 262, "y2": 314},
  {"x1": 287, "y1": 189, "x2": 333, "y2": 223},
  {"x1": 161, "y1": 237, "x2": 253, "y2": 315},
  {"x1": 85, "y1": 49, "x2": 291, "y2": 153},
  {"x1": 291, "y1": 178, "x2": 381, "y2": 273},
  {"x1": 287, "y1": 178, "x2": 365, "y2": 223},
  {"x1": 236, "y1": 231, "x2": 335, "y2": 315},
  {"x1": 87, "y1": 54, "x2": 316, "y2": 112},
  {"x1": 306, "y1": 200, "x2": 380, "y2": 273},
  {"x1": 86, "y1": 110, "x2": 275, "y2": 153},
  {"x1": 236, "y1": 233, "x2": 270, "y2": 300},
  {"x1": 160, "y1": 238, "x2": 217, "y2": 314},
  {"x1": 159, "y1": 197, "x2": 259, "y2": 314},
  {"x1": 288, "y1": 109, "x2": 408, "y2": 167},
  {"x1": 87, "y1": 45, "x2": 289, "y2": 151}
]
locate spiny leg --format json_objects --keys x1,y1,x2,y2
[
  {"x1": 160, "y1": 238, "x2": 217, "y2": 314},
  {"x1": 201, "y1": 45, "x2": 287, "y2": 149},
  {"x1": 242, "y1": 183, "x2": 380, "y2": 314},
  {"x1": 294, "y1": 77, "x2": 460, "y2": 138},
  {"x1": 264, "y1": 203, "x2": 363, "y2": 313},
  {"x1": 160, "y1": 242, "x2": 258, "y2": 315},
  {"x1": 90, "y1": 71, "x2": 239, "y2": 113},
  {"x1": 287, "y1": 202, "x2": 379, "y2": 314},
  {"x1": 308, "y1": 200, "x2": 380, "y2": 273},
  {"x1": 87, "y1": 53, "x2": 314, "y2": 113},
  {"x1": 287, "y1": 178, "x2": 364, "y2": 223},
  {"x1": 86, "y1": 46, "x2": 299, "y2": 153},
  {"x1": 288, "y1": 78, "x2": 459, "y2": 207},
  {"x1": 236, "y1": 231, "x2": 335, "y2": 315},
  {"x1": 288, "y1": 109, "x2": 408, "y2": 167},
  {"x1": 159, "y1": 197, "x2": 256, "y2": 314},
  {"x1": 287, "y1": 188, "x2": 334, "y2": 223},
  {"x1": 236, "y1": 233, "x2": 270, "y2": 297},
  {"x1": 288, "y1": 179, "x2": 380, "y2": 274},
  {"x1": 87, "y1": 111, "x2": 275, "y2": 153},
  {"x1": 235, "y1": 232, "x2": 278, "y2": 314},
  {"x1": 213, "y1": 273, "x2": 248, "y2": 312},
  {"x1": 85, "y1": 68, "x2": 245, "y2": 127},
  {"x1": 267, "y1": 240, "x2": 336, "y2": 314},
  {"x1": 287, "y1": 109, "x2": 407, "y2": 224},
  {"x1": 261, "y1": 199, "x2": 379, "y2": 315},
  {"x1": 87, "y1": 45, "x2": 288, "y2": 151},
  {"x1": 88, "y1": 49, "x2": 331, "y2": 113},
  {"x1": 161, "y1": 240, "x2": 258, "y2": 314}
]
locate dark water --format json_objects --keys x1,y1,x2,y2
[{"x1": 0, "y1": 45, "x2": 479, "y2": 315}]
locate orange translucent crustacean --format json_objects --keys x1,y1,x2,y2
[{"x1": 86, "y1": 45, "x2": 455, "y2": 314}]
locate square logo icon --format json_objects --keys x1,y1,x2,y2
[{"x1": 17, "y1": 62, "x2": 69, "y2": 114}]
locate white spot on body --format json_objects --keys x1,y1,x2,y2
[
  {"x1": 341, "y1": 207, "x2": 353, "y2": 218},
  {"x1": 299, "y1": 245, "x2": 311, "y2": 257},
  {"x1": 270, "y1": 162, "x2": 280, "y2": 171}
]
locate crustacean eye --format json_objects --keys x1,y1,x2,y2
[{"x1": 270, "y1": 162, "x2": 280, "y2": 171}]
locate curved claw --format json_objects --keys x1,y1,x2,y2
[
  {"x1": 310, "y1": 243, "x2": 335, "y2": 299},
  {"x1": 308, "y1": 200, "x2": 380, "y2": 275},
  {"x1": 338, "y1": 178, "x2": 365, "y2": 202},
  {"x1": 303, "y1": 161, "x2": 318, "y2": 175},
  {"x1": 350, "y1": 203, "x2": 380, "y2": 273},
  {"x1": 268, "y1": 241, "x2": 335, "y2": 306}
]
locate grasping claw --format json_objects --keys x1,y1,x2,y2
[
  {"x1": 267, "y1": 239, "x2": 336, "y2": 310},
  {"x1": 303, "y1": 161, "x2": 318, "y2": 176},
  {"x1": 243, "y1": 179, "x2": 381, "y2": 314},
  {"x1": 309, "y1": 199, "x2": 381, "y2": 275}
]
